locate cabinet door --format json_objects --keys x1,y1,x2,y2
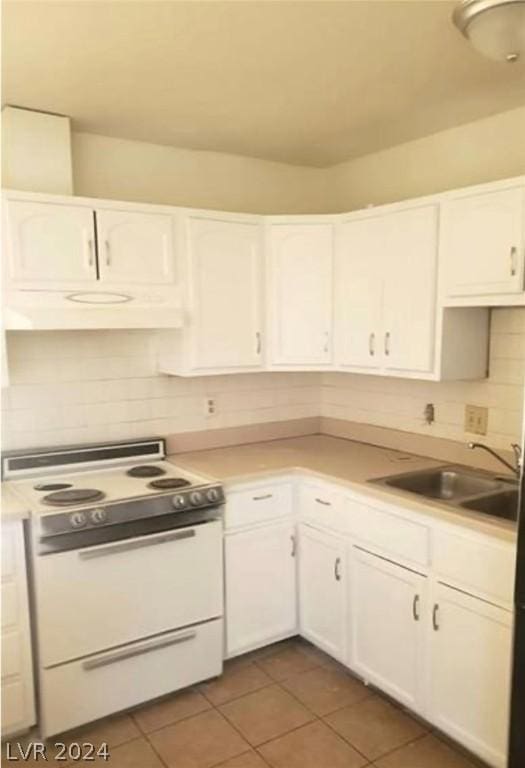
[
  {"x1": 269, "y1": 223, "x2": 333, "y2": 366},
  {"x1": 335, "y1": 217, "x2": 383, "y2": 370},
  {"x1": 429, "y1": 583, "x2": 512, "y2": 768},
  {"x1": 441, "y1": 187, "x2": 524, "y2": 297},
  {"x1": 6, "y1": 201, "x2": 96, "y2": 284},
  {"x1": 382, "y1": 205, "x2": 438, "y2": 374},
  {"x1": 96, "y1": 209, "x2": 175, "y2": 284},
  {"x1": 298, "y1": 524, "x2": 346, "y2": 660},
  {"x1": 225, "y1": 523, "x2": 297, "y2": 657},
  {"x1": 350, "y1": 547, "x2": 426, "y2": 711},
  {"x1": 188, "y1": 217, "x2": 263, "y2": 371}
]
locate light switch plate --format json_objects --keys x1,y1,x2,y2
[{"x1": 464, "y1": 404, "x2": 488, "y2": 436}]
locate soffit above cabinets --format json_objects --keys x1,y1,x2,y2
[{"x1": 3, "y1": 1, "x2": 525, "y2": 166}]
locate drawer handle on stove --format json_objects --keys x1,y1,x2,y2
[
  {"x1": 78, "y1": 529, "x2": 196, "y2": 560},
  {"x1": 82, "y1": 629, "x2": 197, "y2": 671},
  {"x1": 252, "y1": 494, "x2": 273, "y2": 501}
]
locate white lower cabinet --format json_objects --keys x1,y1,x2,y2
[
  {"x1": 1, "y1": 519, "x2": 36, "y2": 737},
  {"x1": 350, "y1": 547, "x2": 427, "y2": 711},
  {"x1": 298, "y1": 524, "x2": 346, "y2": 661},
  {"x1": 428, "y1": 582, "x2": 513, "y2": 768},
  {"x1": 225, "y1": 522, "x2": 297, "y2": 657}
]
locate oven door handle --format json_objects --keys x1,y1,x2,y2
[
  {"x1": 78, "y1": 528, "x2": 196, "y2": 560},
  {"x1": 82, "y1": 629, "x2": 197, "y2": 670}
]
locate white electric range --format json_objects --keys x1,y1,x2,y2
[{"x1": 3, "y1": 438, "x2": 225, "y2": 737}]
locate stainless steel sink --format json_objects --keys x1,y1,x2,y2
[
  {"x1": 372, "y1": 467, "x2": 503, "y2": 501},
  {"x1": 460, "y1": 490, "x2": 519, "y2": 521},
  {"x1": 369, "y1": 465, "x2": 519, "y2": 522}
]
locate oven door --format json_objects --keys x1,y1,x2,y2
[{"x1": 32, "y1": 520, "x2": 223, "y2": 667}]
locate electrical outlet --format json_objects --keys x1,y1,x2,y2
[
  {"x1": 464, "y1": 404, "x2": 488, "y2": 436},
  {"x1": 205, "y1": 397, "x2": 216, "y2": 417}
]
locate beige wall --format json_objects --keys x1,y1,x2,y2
[
  {"x1": 331, "y1": 106, "x2": 525, "y2": 211},
  {"x1": 72, "y1": 132, "x2": 332, "y2": 215}
]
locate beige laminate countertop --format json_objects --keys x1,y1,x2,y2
[
  {"x1": 1, "y1": 483, "x2": 30, "y2": 522},
  {"x1": 169, "y1": 434, "x2": 518, "y2": 544}
]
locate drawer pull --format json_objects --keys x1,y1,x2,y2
[
  {"x1": 432, "y1": 603, "x2": 440, "y2": 631},
  {"x1": 252, "y1": 494, "x2": 273, "y2": 501},
  {"x1": 82, "y1": 629, "x2": 197, "y2": 670},
  {"x1": 334, "y1": 557, "x2": 342, "y2": 581},
  {"x1": 290, "y1": 534, "x2": 296, "y2": 558},
  {"x1": 412, "y1": 594, "x2": 420, "y2": 622},
  {"x1": 510, "y1": 246, "x2": 518, "y2": 277},
  {"x1": 369, "y1": 332, "x2": 375, "y2": 357},
  {"x1": 384, "y1": 331, "x2": 391, "y2": 357},
  {"x1": 315, "y1": 497, "x2": 331, "y2": 507},
  {"x1": 79, "y1": 529, "x2": 195, "y2": 560}
]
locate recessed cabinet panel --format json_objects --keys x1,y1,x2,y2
[
  {"x1": 225, "y1": 523, "x2": 297, "y2": 656},
  {"x1": 187, "y1": 217, "x2": 263, "y2": 371},
  {"x1": 298, "y1": 524, "x2": 346, "y2": 661},
  {"x1": 382, "y1": 205, "x2": 437, "y2": 373},
  {"x1": 441, "y1": 187, "x2": 524, "y2": 297},
  {"x1": 269, "y1": 223, "x2": 333, "y2": 366},
  {"x1": 7, "y1": 201, "x2": 96, "y2": 283},
  {"x1": 429, "y1": 583, "x2": 512, "y2": 768},
  {"x1": 96, "y1": 209, "x2": 175, "y2": 285},
  {"x1": 335, "y1": 217, "x2": 383, "y2": 370},
  {"x1": 351, "y1": 547, "x2": 426, "y2": 711}
]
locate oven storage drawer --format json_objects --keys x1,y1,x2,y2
[
  {"x1": 34, "y1": 520, "x2": 223, "y2": 667},
  {"x1": 39, "y1": 618, "x2": 223, "y2": 738}
]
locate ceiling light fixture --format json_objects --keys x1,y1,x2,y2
[{"x1": 453, "y1": 0, "x2": 525, "y2": 62}]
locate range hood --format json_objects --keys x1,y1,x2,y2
[{"x1": 3, "y1": 288, "x2": 183, "y2": 330}]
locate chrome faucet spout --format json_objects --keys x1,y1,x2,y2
[{"x1": 467, "y1": 442, "x2": 521, "y2": 478}]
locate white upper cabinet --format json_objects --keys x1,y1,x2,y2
[
  {"x1": 440, "y1": 184, "x2": 525, "y2": 302},
  {"x1": 96, "y1": 209, "x2": 174, "y2": 284},
  {"x1": 6, "y1": 201, "x2": 96, "y2": 284},
  {"x1": 382, "y1": 205, "x2": 438, "y2": 373},
  {"x1": 336, "y1": 205, "x2": 438, "y2": 375},
  {"x1": 268, "y1": 222, "x2": 333, "y2": 367},
  {"x1": 428, "y1": 583, "x2": 512, "y2": 768},
  {"x1": 160, "y1": 213, "x2": 264, "y2": 375},
  {"x1": 335, "y1": 216, "x2": 383, "y2": 370}
]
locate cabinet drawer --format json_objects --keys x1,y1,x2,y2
[
  {"x1": 1, "y1": 583, "x2": 18, "y2": 629},
  {"x1": 299, "y1": 481, "x2": 346, "y2": 533},
  {"x1": 1, "y1": 679, "x2": 26, "y2": 736},
  {"x1": 1, "y1": 631, "x2": 22, "y2": 679},
  {"x1": 344, "y1": 497, "x2": 430, "y2": 566},
  {"x1": 225, "y1": 482, "x2": 293, "y2": 530},
  {"x1": 433, "y1": 529, "x2": 516, "y2": 607},
  {"x1": 40, "y1": 619, "x2": 223, "y2": 738}
]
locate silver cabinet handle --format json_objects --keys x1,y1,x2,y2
[
  {"x1": 323, "y1": 331, "x2": 330, "y2": 354},
  {"x1": 432, "y1": 603, "x2": 440, "y2": 631},
  {"x1": 510, "y1": 246, "x2": 518, "y2": 277},
  {"x1": 87, "y1": 238, "x2": 95, "y2": 267},
  {"x1": 256, "y1": 331, "x2": 262, "y2": 355},
  {"x1": 412, "y1": 594, "x2": 420, "y2": 622},
  {"x1": 104, "y1": 239, "x2": 111, "y2": 266},
  {"x1": 252, "y1": 493, "x2": 273, "y2": 501},
  {"x1": 79, "y1": 529, "x2": 195, "y2": 560},
  {"x1": 315, "y1": 497, "x2": 331, "y2": 506},
  {"x1": 384, "y1": 331, "x2": 391, "y2": 357},
  {"x1": 82, "y1": 629, "x2": 197, "y2": 671},
  {"x1": 334, "y1": 557, "x2": 342, "y2": 581},
  {"x1": 369, "y1": 332, "x2": 375, "y2": 357},
  {"x1": 290, "y1": 534, "x2": 296, "y2": 558}
]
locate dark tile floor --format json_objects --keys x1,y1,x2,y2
[{"x1": 2, "y1": 637, "x2": 490, "y2": 768}]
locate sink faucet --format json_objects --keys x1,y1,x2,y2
[{"x1": 467, "y1": 442, "x2": 522, "y2": 478}]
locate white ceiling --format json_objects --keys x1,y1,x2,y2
[{"x1": 3, "y1": 0, "x2": 525, "y2": 167}]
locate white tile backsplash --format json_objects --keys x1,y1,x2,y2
[
  {"x1": 321, "y1": 308, "x2": 525, "y2": 451},
  {"x1": 2, "y1": 309, "x2": 524, "y2": 452}
]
